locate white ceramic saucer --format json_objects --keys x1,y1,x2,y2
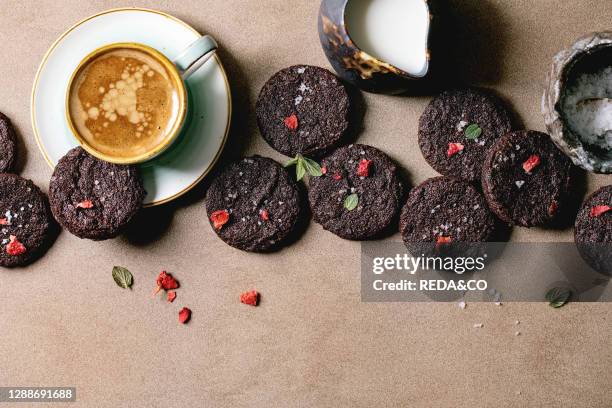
[{"x1": 31, "y1": 8, "x2": 231, "y2": 206}]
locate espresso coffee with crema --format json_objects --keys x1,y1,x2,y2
[{"x1": 68, "y1": 48, "x2": 180, "y2": 159}]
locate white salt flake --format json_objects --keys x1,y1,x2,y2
[
  {"x1": 515, "y1": 320, "x2": 520, "y2": 325},
  {"x1": 294, "y1": 95, "x2": 303, "y2": 105},
  {"x1": 515, "y1": 180, "x2": 525, "y2": 188},
  {"x1": 456, "y1": 120, "x2": 468, "y2": 132},
  {"x1": 457, "y1": 300, "x2": 466, "y2": 309},
  {"x1": 473, "y1": 323, "x2": 483, "y2": 328},
  {"x1": 515, "y1": 331, "x2": 521, "y2": 336},
  {"x1": 298, "y1": 83, "x2": 310, "y2": 93},
  {"x1": 473, "y1": 204, "x2": 480, "y2": 210},
  {"x1": 296, "y1": 67, "x2": 306, "y2": 74}
]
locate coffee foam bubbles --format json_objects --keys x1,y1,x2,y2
[{"x1": 69, "y1": 48, "x2": 179, "y2": 158}]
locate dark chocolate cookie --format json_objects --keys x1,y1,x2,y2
[
  {"x1": 205, "y1": 156, "x2": 301, "y2": 252},
  {"x1": 418, "y1": 88, "x2": 513, "y2": 181},
  {"x1": 481, "y1": 130, "x2": 572, "y2": 227},
  {"x1": 400, "y1": 177, "x2": 498, "y2": 246},
  {"x1": 574, "y1": 185, "x2": 612, "y2": 275},
  {"x1": 0, "y1": 174, "x2": 52, "y2": 267},
  {"x1": 0, "y1": 112, "x2": 17, "y2": 173},
  {"x1": 49, "y1": 147, "x2": 145, "y2": 240},
  {"x1": 256, "y1": 65, "x2": 351, "y2": 157},
  {"x1": 308, "y1": 144, "x2": 404, "y2": 240}
]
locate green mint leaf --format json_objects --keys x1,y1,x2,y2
[
  {"x1": 283, "y1": 155, "x2": 300, "y2": 168},
  {"x1": 303, "y1": 157, "x2": 323, "y2": 177},
  {"x1": 296, "y1": 159, "x2": 306, "y2": 181},
  {"x1": 465, "y1": 123, "x2": 482, "y2": 140},
  {"x1": 112, "y1": 266, "x2": 133, "y2": 289},
  {"x1": 344, "y1": 193, "x2": 358, "y2": 211},
  {"x1": 545, "y1": 287, "x2": 571, "y2": 308}
]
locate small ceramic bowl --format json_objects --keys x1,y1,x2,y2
[
  {"x1": 318, "y1": 0, "x2": 433, "y2": 94},
  {"x1": 542, "y1": 31, "x2": 612, "y2": 173}
]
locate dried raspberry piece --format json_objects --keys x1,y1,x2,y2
[
  {"x1": 6, "y1": 235, "x2": 26, "y2": 256},
  {"x1": 447, "y1": 143, "x2": 464, "y2": 157},
  {"x1": 356, "y1": 159, "x2": 372, "y2": 177},
  {"x1": 332, "y1": 173, "x2": 342, "y2": 180},
  {"x1": 0, "y1": 218, "x2": 8, "y2": 225},
  {"x1": 590, "y1": 205, "x2": 612, "y2": 218},
  {"x1": 260, "y1": 209, "x2": 269, "y2": 221},
  {"x1": 283, "y1": 114, "x2": 298, "y2": 131},
  {"x1": 167, "y1": 291, "x2": 176, "y2": 303},
  {"x1": 240, "y1": 290, "x2": 259, "y2": 306},
  {"x1": 436, "y1": 236, "x2": 452, "y2": 245},
  {"x1": 153, "y1": 271, "x2": 179, "y2": 295},
  {"x1": 548, "y1": 201, "x2": 558, "y2": 216},
  {"x1": 321, "y1": 166, "x2": 327, "y2": 175},
  {"x1": 210, "y1": 209, "x2": 230, "y2": 230},
  {"x1": 76, "y1": 200, "x2": 94, "y2": 209},
  {"x1": 522, "y1": 154, "x2": 541, "y2": 174},
  {"x1": 179, "y1": 307, "x2": 191, "y2": 324}
]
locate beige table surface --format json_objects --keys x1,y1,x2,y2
[{"x1": 0, "y1": 1, "x2": 611, "y2": 407}]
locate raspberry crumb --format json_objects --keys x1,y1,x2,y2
[
  {"x1": 356, "y1": 159, "x2": 372, "y2": 177},
  {"x1": 332, "y1": 173, "x2": 342, "y2": 180},
  {"x1": 6, "y1": 235, "x2": 26, "y2": 256},
  {"x1": 178, "y1": 307, "x2": 191, "y2": 324},
  {"x1": 548, "y1": 201, "x2": 558, "y2": 216},
  {"x1": 522, "y1": 154, "x2": 541, "y2": 174},
  {"x1": 0, "y1": 218, "x2": 8, "y2": 225},
  {"x1": 447, "y1": 143, "x2": 464, "y2": 157},
  {"x1": 76, "y1": 200, "x2": 94, "y2": 209},
  {"x1": 436, "y1": 236, "x2": 452, "y2": 245},
  {"x1": 260, "y1": 209, "x2": 269, "y2": 221},
  {"x1": 283, "y1": 114, "x2": 298, "y2": 131},
  {"x1": 590, "y1": 205, "x2": 612, "y2": 217},
  {"x1": 240, "y1": 290, "x2": 259, "y2": 306},
  {"x1": 210, "y1": 209, "x2": 230, "y2": 230},
  {"x1": 321, "y1": 166, "x2": 327, "y2": 175},
  {"x1": 167, "y1": 291, "x2": 176, "y2": 303},
  {"x1": 153, "y1": 271, "x2": 179, "y2": 295}
]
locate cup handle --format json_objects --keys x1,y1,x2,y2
[{"x1": 173, "y1": 35, "x2": 218, "y2": 79}]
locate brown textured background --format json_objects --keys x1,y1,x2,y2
[{"x1": 0, "y1": 1, "x2": 611, "y2": 407}]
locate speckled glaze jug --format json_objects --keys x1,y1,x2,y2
[{"x1": 318, "y1": 0, "x2": 434, "y2": 94}]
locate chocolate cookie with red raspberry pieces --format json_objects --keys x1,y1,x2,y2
[
  {"x1": 308, "y1": 144, "x2": 404, "y2": 240},
  {"x1": 256, "y1": 65, "x2": 351, "y2": 157},
  {"x1": 0, "y1": 112, "x2": 18, "y2": 173},
  {"x1": 205, "y1": 156, "x2": 301, "y2": 252},
  {"x1": 49, "y1": 147, "x2": 145, "y2": 240},
  {"x1": 418, "y1": 88, "x2": 513, "y2": 182},
  {"x1": 400, "y1": 177, "x2": 498, "y2": 257},
  {"x1": 481, "y1": 130, "x2": 573, "y2": 227},
  {"x1": 0, "y1": 174, "x2": 52, "y2": 267},
  {"x1": 574, "y1": 185, "x2": 612, "y2": 275}
]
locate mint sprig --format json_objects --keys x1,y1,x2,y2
[
  {"x1": 284, "y1": 154, "x2": 322, "y2": 181},
  {"x1": 545, "y1": 287, "x2": 571, "y2": 308},
  {"x1": 112, "y1": 266, "x2": 133, "y2": 289},
  {"x1": 465, "y1": 123, "x2": 482, "y2": 140},
  {"x1": 344, "y1": 193, "x2": 358, "y2": 211}
]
